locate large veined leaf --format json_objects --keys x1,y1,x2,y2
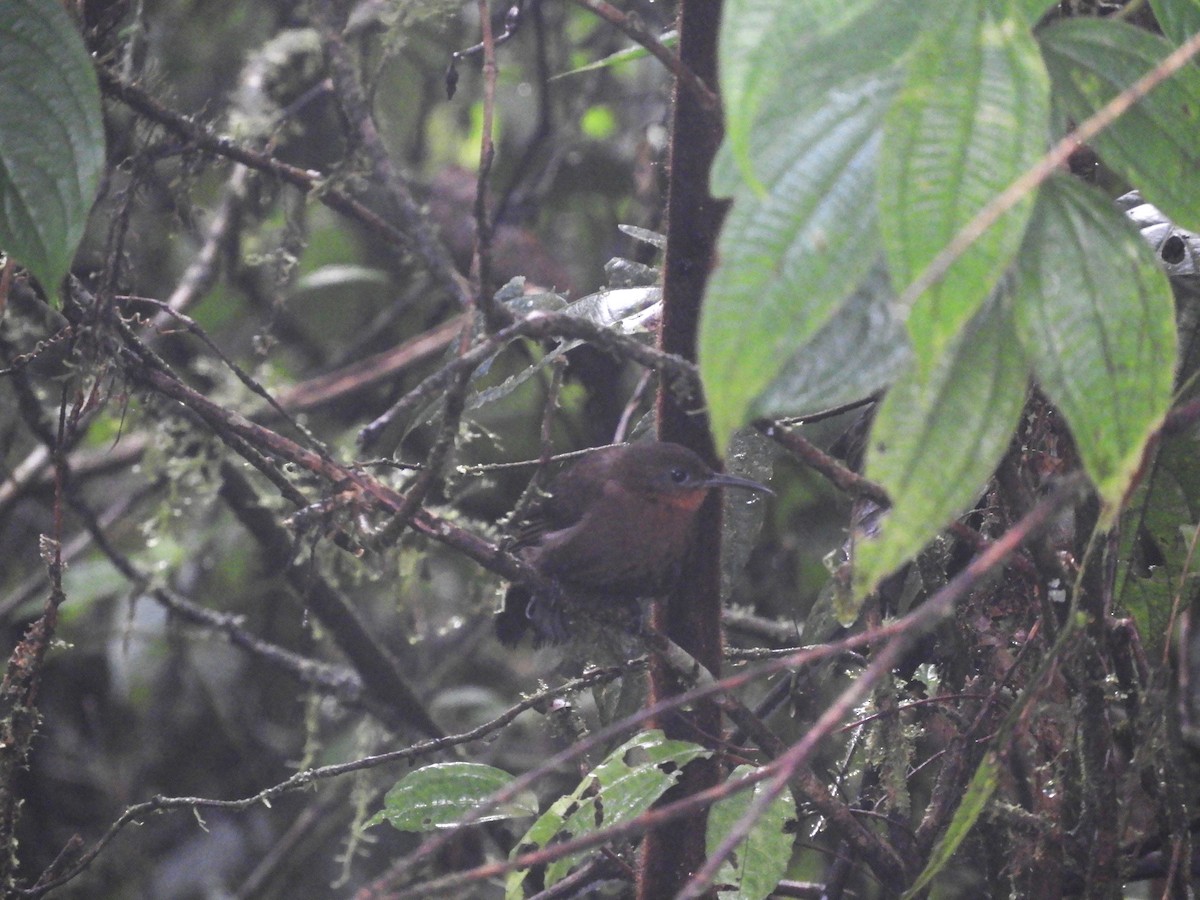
[
  {"x1": 854, "y1": 294, "x2": 1028, "y2": 602},
  {"x1": 0, "y1": 0, "x2": 105, "y2": 293},
  {"x1": 1040, "y1": 17, "x2": 1200, "y2": 230},
  {"x1": 751, "y1": 263, "x2": 910, "y2": 422},
  {"x1": 718, "y1": 0, "x2": 820, "y2": 167},
  {"x1": 702, "y1": 0, "x2": 927, "y2": 448},
  {"x1": 1012, "y1": 175, "x2": 1177, "y2": 516},
  {"x1": 718, "y1": 0, "x2": 921, "y2": 192},
  {"x1": 879, "y1": 0, "x2": 1049, "y2": 375},
  {"x1": 702, "y1": 77, "x2": 896, "y2": 449}
]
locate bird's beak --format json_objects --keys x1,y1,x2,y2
[{"x1": 705, "y1": 472, "x2": 774, "y2": 496}]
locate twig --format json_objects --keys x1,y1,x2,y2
[
  {"x1": 755, "y1": 418, "x2": 890, "y2": 506},
  {"x1": 613, "y1": 368, "x2": 653, "y2": 444},
  {"x1": 722, "y1": 607, "x2": 801, "y2": 646},
  {"x1": 153, "y1": 588, "x2": 366, "y2": 700},
  {"x1": 366, "y1": 362, "x2": 474, "y2": 552},
  {"x1": 20, "y1": 665, "x2": 630, "y2": 897},
  {"x1": 275, "y1": 315, "x2": 467, "y2": 411},
  {"x1": 156, "y1": 164, "x2": 251, "y2": 322},
  {"x1": 714, "y1": 673, "x2": 904, "y2": 882},
  {"x1": 368, "y1": 646, "x2": 846, "y2": 896},
  {"x1": 357, "y1": 311, "x2": 700, "y2": 454},
  {"x1": 569, "y1": 0, "x2": 720, "y2": 115},
  {"x1": 311, "y1": 0, "x2": 472, "y2": 313},
  {"x1": 371, "y1": 487, "x2": 1083, "y2": 900},
  {"x1": 470, "y1": 0, "x2": 504, "y2": 329},
  {"x1": 0, "y1": 389, "x2": 71, "y2": 887},
  {"x1": 217, "y1": 462, "x2": 445, "y2": 739},
  {"x1": 539, "y1": 356, "x2": 566, "y2": 461},
  {"x1": 678, "y1": 473, "x2": 1088, "y2": 898},
  {"x1": 117, "y1": 329, "x2": 550, "y2": 594},
  {"x1": 96, "y1": 67, "x2": 472, "y2": 308},
  {"x1": 127, "y1": 296, "x2": 325, "y2": 449}
]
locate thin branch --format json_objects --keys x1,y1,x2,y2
[
  {"x1": 356, "y1": 310, "x2": 700, "y2": 454},
  {"x1": 365, "y1": 635, "x2": 876, "y2": 897},
  {"x1": 96, "y1": 67, "x2": 472, "y2": 308},
  {"x1": 678, "y1": 473, "x2": 1088, "y2": 898},
  {"x1": 216, "y1": 462, "x2": 445, "y2": 739},
  {"x1": 127, "y1": 297, "x2": 324, "y2": 449},
  {"x1": 310, "y1": 0, "x2": 472, "y2": 313},
  {"x1": 371, "y1": 477, "x2": 1085, "y2": 900},
  {"x1": 709, "y1": 664, "x2": 903, "y2": 882},
  {"x1": 755, "y1": 418, "x2": 889, "y2": 506},
  {"x1": 117, "y1": 329, "x2": 551, "y2": 594},
  {"x1": 0, "y1": 389, "x2": 72, "y2": 888},
  {"x1": 151, "y1": 588, "x2": 374, "y2": 709},
  {"x1": 569, "y1": 0, "x2": 720, "y2": 115},
  {"x1": 274, "y1": 315, "x2": 466, "y2": 412},
  {"x1": 470, "y1": 0, "x2": 504, "y2": 329},
  {"x1": 156, "y1": 164, "x2": 250, "y2": 322},
  {"x1": 20, "y1": 665, "x2": 630, "y2": 897},
  {"x1": 365, "y1": 361, "x2": 474, "y2": 552}
]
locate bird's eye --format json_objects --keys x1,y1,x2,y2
[{"x1": 669, "y1": 467, "x2": 689, "y2": 484}]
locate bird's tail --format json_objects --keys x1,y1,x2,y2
[
  {"x1": 495, "y1": 584, "x2": 533, "y2": 647},
  {"x1": 495, "y1": 584, "x2": 569, "y2": 646}
]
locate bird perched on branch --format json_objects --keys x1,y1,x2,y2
[{"x1": 496, "y1": 441, "x2": 773, "y2": 646}]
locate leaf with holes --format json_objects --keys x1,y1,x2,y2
[{"x1": 505, "y1": 730, "x2": 710, "y2": 896}]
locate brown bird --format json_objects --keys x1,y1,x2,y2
[{"x1": 496, "y1": 441, "x2": 773, "y2": 646}]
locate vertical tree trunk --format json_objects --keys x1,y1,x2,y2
[{"x1": 641, "y1": 1, "x2": 727, "y2": 897}]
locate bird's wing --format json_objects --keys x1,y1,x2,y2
[{"x1": 505, "y1": 451, "x2": 613, "y2": 548}]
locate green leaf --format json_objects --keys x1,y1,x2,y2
[
  {"x1": 718, "y1": 0, "x2": 925, "y2": 193},
  {"x1": 0, "y1": 0, "x2": 105, "y2": 293},
  {"x1": 718, "y1": 0, "x2": 838, "y2": 187},
  {"x1": 1040, "y1": 17, "x2": 1200, "y2": 230},
  {"x1": 853, "y1": 294, "x2": 1028, "y2": 602},
  {"x1": 1148, "y1": 0, "x2": 1200, "y2": 48},
  {"x1": 879, "y1": 0, "x2": 1049, "y2": 374},
  {"x1": 506, "y1": 731, "x2": 710, "y2": 896},
  {"x1": 751, "y1": 262, "x2": 909, "y2": 421},
  {"x1": 703, "y1": 0, "x2": 931, "y2": 449},
  {"x1": 702, "y1": 77, "x2": 896, "y2": 448},
  {"x1": 367, "y1": 763, "x2": 536, "y2": 832},
  {"x1": 706, "y1": 765, "x2": 793, "y2": 900},
  {"x1": 1012, "y1": 176, "x2": 1176, "y2": 515},
  {"x1": 902, "y1": 752, "x2": 1001, "y2": 898}
]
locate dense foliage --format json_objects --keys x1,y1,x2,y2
[{"x1": 2, "y1": 0, "x2": 1200, "y2": 897}]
